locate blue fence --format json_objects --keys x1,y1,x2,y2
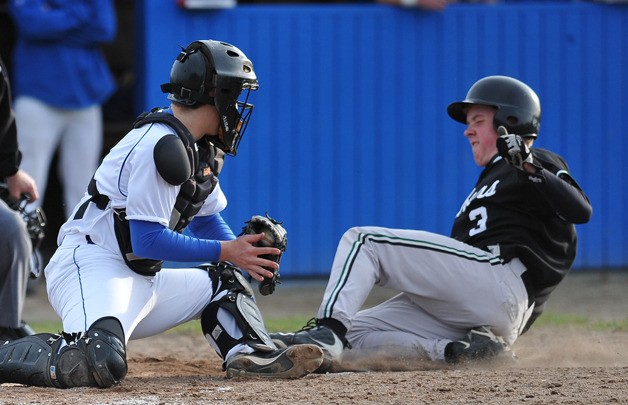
[{"x1": 136, "y1": 1, "x2": 628, "y2": 276}]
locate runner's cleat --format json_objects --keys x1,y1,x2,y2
[
  {"x1": 445, "y1": 326, "x2": 513, "y2": 364},
  {"x1": 225, "y1": 344, "x2": 324, "y2": 379},
  {"x1": 270, "y1": 318, "x2": 345, "y2": 373}
]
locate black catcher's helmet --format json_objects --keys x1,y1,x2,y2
[
  {"x1": 161, "y1": 40, "x2": 259, "y2": 155},
  {"x1": 447, "y1": 75, "x2": 541, "y2": 138}
]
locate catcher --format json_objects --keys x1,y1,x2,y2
[{"x1": 0, "y1": 39, "x2": 322, "y2": 388}]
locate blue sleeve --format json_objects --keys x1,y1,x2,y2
[
  {"x1": 129, "y1": 219, "x2": 222, "y2": 262},
  {"x1": 188, "y1": 213, "x2": 236, "y2": 241},
  {"x1": 10, "y1": 0, "x2": 116, "y2": 44}
]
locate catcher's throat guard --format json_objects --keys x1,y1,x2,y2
[{"x1": 200, "y1": 262, "x2": 276, "y2": 362}]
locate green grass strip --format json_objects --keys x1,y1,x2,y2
[{"x1": 27, "y1": 314, "x2": 627, "y2": 338}]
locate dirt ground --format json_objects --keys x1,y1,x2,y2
[{"x1": 1, "y1": 271, "x2": 627, "y2": 404}]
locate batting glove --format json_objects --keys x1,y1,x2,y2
[{"x1": 496, "y1": 126, "x2": 534, "y2": 171}]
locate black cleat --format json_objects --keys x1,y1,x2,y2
[{"x1": 445, "y1": 326, "x2": 513, "y2": 364}]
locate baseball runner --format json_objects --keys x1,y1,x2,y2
[
  {"x1": 0, "y1": 56, "x2": 39, "y2": 342},
  {"x1": 0, "y1": 40, "x2": 323, "y2": 388},
  {"x1": 271, "y1": 76, "x2": 592, "y2": 372}
]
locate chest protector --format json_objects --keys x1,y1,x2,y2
[{"x1": 91, "y1": 110, "x2": 224, "y2": 276}]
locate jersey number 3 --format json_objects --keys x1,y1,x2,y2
[{"x1": 468, "y1": 206, "x2": 487, "y2": 236}]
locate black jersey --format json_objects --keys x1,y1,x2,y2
[
  {"x1": 451, "y1": 148, "x2": 590, "y2": 329},
  {"x1": 0, "y1": 58, "x2": 21, "y2": 178}
]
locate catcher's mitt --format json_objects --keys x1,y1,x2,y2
[{"x1": 240, "y1": 213, "x2": 287, "y2": 295}]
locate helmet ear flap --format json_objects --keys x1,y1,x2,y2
[
  {"x1": 494, "y1": 106, "x2": 539, "y2": 139},
  {"x1": 161, "y1": 42, "x2": 215, "y2": 107},
  {"x1": 505, "y1": 114, "x2": 519, "y2": 127}
]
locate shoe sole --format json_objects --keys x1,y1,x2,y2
[
  {"x1": 272, "y1": 338, "x2": 288, "y2": 349},
  {"x1": 270, "y1": 332, "x2": 344, "y2": 374},
  {"x1": 226, "y1": 344, "x2": 324, "y2": 379},
  {"x1": 271, "y1": 340, "x2": 335, "y2": 374}
]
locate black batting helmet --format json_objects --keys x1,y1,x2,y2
[
  {"x1": 447, "y1": 75, "x2": 541, "y2": 138},
  {"x1": 161, "y1": 40, "x2": 259, "y2": 155}
]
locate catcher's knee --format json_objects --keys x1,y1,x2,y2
[
  {"x1": 54, "y1": 317, "x2": 128, "y2": 388},
  {"x1": 199, "y1": 262, "x2": 275, "y2": 359}
]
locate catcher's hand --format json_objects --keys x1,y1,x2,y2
[
  {"x1": 496, "y1": 126, "x2": 534, "y2": 171},
  {"x1": 240, "y1": 213, "x2": 288, "y2": 295}
]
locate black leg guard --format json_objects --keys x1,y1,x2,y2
[
  {"x1": 0, "y1": 333, "x2": 60, "y2": 387},
  {"x1": 0, "y1": 317, "x2": 127, "y2": 388},
  {"x1": 63, "y1": 316, "x2": 128, "y2": 388},
  {"x1": 200, "y1": 262, "x2": 276, "y2": 360}
]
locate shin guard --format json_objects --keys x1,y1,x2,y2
[{"x1": 200, "y1": 262, "x2": 276, "y2": 360}]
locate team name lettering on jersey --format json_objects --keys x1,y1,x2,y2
[
  {"x1": 528, "y1": 175, "x2": 543, "y2": 183},
  {"x1": 456, "y1": 180, "x2": 500, "y2": 217}
]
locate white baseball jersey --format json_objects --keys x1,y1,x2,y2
[
  {"x1": 45, "y1": 121, "x2": 232, "y2": 345},
  {"x1": 59, "y1": 122, "x2": 227, "y2": 250}
]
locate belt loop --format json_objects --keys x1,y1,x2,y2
[
  {"x1": 486, "y1": 244, "x2": 501, "y2": 257},
  {"x1": 518, "y1": 302, "x2": 536, "y2": 336},
  {"x1": 509, "y1": 258, "x2": 527, "y2": 277}
]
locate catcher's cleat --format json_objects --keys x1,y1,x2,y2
[
  {"x1": 225, "y1": 344, "x2": 323, "y2": 379},
  {"x1": 445, "y1": 326, "x2": 513, "y2": 364},
  {"x1": 270, "y1": 319, "x2": 345, "y2": 373}
]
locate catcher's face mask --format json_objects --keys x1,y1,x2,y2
[
  {"x1": 211, "y1": 84, "x2": 255, "y2": 156},
  {"x1": 161, "y1": 40, "x2": 259, "y2": 156}
]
